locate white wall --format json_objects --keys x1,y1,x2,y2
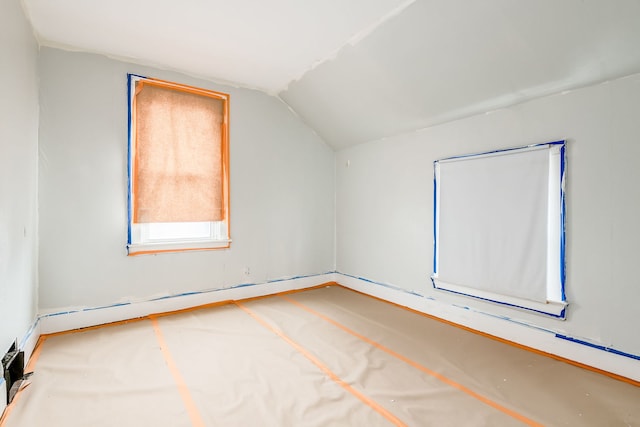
[
  {"x1": 37, "y1": 48, "x2": 335, "y2": 311},
  {"x1": 336, "y1": 74, "x2": 640, "y2": 358},
  {"x1": 0, "y1": 0, "x2": 39, "y2": 354}
]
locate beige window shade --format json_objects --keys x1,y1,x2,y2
[{"x1": 133, "y1": 81, "x2": 225, "y2": 223}]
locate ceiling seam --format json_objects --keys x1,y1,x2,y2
[{"x1": 278, "y1": 0, "x2": 417, "y2": 94}]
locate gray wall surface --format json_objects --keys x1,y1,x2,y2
[
  {"x1": 336, "y1": 74, "x2": 640, "y2": 357},
  {"x1": 0, "y1": 0, "x2": 39, "y2": 353},
  {"x1": 281, "y1": 0, "x2": 640, "y2": 150},
  {"x1": 37, "y1": 48, "x2": 335, "y2": 310}
]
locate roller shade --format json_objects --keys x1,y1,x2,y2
[
  {"x1": 432, "y1": 142, "x2": 566, "y2": 312},
  {"x1": 133, "y1": 81, "x2": 224, "y2": 223}
]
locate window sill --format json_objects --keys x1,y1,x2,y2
[
  {"x1": 432, "y1": 277, "x2": 567, "y2": 318},
  {"x1": 127, "y1": 239, "x2": 231, "y2": 256}
]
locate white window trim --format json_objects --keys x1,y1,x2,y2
[
  {"x1": 127, "y1": 239, "x2": 231, "y2": 255},
  {"x1": 128, "y1": 220, "x2": 231, "y2": 254}
]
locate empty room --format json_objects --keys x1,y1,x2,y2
[{"x1": 1, "y1": 0, "x2": 639, "y2": 425}]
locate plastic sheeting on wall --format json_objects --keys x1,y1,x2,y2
[{"x1": 432, "y1": 142, "x2": 565, "y2": 316}]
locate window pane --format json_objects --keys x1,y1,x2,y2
[{"x1": 146, "y1": 222, "x2": 211, "y2": 240}]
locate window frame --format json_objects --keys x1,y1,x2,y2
[{"x1": 126, "y1": 74, "x2": 231, "y2": 256}]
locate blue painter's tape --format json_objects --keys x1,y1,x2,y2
[
  {"x1": 432, "y1": 162, "x2": 438, "y2": 276},
  {"x1": 19, "y1": 319, "x2": 40, "y2": 349},
  {"x1": 433, "y1": 285, "x2": 566, "y2": 319},
  {"x1": 559, "y1": 142, "x2": 567, "y2": 301},
  {"x1": 555, "y1": 334, "x2": 640, "y2": 361},
  {"x1": 82, "y1": 302, "x2": 131, "y2": 312},
  {"x1": 126, "y1": 73, "x2": 135, "y2": 248},
  {"x1": 338, "y1": 272, "x2": 430, "y2": 299},
  {"x1": 41, "y1": 302, "x2": 132, "y2": 319},
  {"x1": 125, "y1": 73, "x2": 150, "y2": 251},
  {"x1": 39, "y1": 272, "x2": 335, "y2": 321},
  {"x1": 114, "y1": 272, "x2": 331, "y2": 305},
  {"x1": 149, "y1": 289, "x2": 220, "y2": 302},
  {"x1": 232, "y1": 282, "x2": 258, "y2": 288},
  {"x1": 147, "y1": 273, "x2": 334, "y2": 302},
  {"x1": 436, "y1": 140, "x2": 566, "y2": 163},
  {"x1": 476, "y1": 310, "x2": 560, "y2": 334},
  {"x1": 266, "y1": 271, "x2": 334, "y2": 284},
  {"x1": 128, "y1": 73, "x2": 147, "y2": 80},
  {"x1": 343, "y1": 273, "x2": 571, "y2": 332},
  {"x1": 42, "y1": 310, "x2": 79, "y2": 318}
]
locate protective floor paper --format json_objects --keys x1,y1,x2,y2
[{"x1": 2, "y1": 286, "x2": 639, "y2": 426}]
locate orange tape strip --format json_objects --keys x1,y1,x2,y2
[
  {"x1": 334, "y1": 284, "x2": 640, "y2": 387},
  {"x1": 137, "y1": 78, "x2": 229, "y2": 101},
  {"x1": 280, "y1": 294, "x2": 543, "y2": 427},
  {"x1": 149, "y1": 317, "x2": 206, "y2": 427},
  {"x1": 235, "y1": 302, "x2": 408, "y2": 427}
]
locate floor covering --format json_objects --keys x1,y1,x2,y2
[{"x1": 1, "y1": 285, "x2": 639, "y2": 426}]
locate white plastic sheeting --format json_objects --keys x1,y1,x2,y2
[{"x1": 432, "y1": 143, "x2": 565, "y2": 316}]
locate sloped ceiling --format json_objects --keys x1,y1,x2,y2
[{"x1": 23, "y1": 0, "x2": 640, "y2": 149}]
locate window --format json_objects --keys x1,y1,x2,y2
[
  {"x1": 127, "y1": 75, "x2": 230, "y2": 255},
  {"x1": 431, "y1": 141, "x2": 566, "y2": 318}
]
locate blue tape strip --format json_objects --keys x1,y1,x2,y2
[
  {"x1": 125, "y1": 73, "x2": 151, "y2": 251},
  {"x1": 341, "y1": 272, "x2": 565, "y2": 321},
  {"x1": 435, "y1": 140, "x2": 565, "y2": 163},
  {"x1": 475, "y1": 310, "x2": 559, "y2": 334},
  {"x1": 39, "y1": 302, "x2": 132, "y2": 319},
  {"x1": 39, "y1": 272, "x2": 335, "y2": 318},
  {"x1": 18, "y1": 319, "x2": 40, "y2": 349},
  {"x1": 267, "y1": 274, "x2": 320, "y2": 283},
  {"x1": 432, "y1": 161, "x2": 438, "y2": 276},
  {"x1": 345, "y1": 274, "x2": 640, "y2": 351},
  {"x1": 338, "y1": 272, "x2": 428, "y2": 298},
  {"x1": 82, "y1": 302, "x2": 131, "y2": 312},
  {"x1": 148, "y1": 271, "x2": 335, "y2": 302},
  {"x1": 126, "y1": 73, "x2": 135, "y2": 248},
  {"x1": 431, "y1": 284, "x2": 566, "y2": 319},
  {"x1": 559, "y1": 142, "x2": 567, "y2": 301},
  {"x1": 555, "y1": 334, "x2": 640, "y2": 361}
]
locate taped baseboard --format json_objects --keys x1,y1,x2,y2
[
  {"x1": 335, "y1": 272, "x2": 640, "y2": 384},
  {"x1": 20, "y1": 321, "x2": 40, "y2": 369},
  {"x1": 38, "y1": 273, "x2": 336, "y2": 335},
  {"x1": 2, "y1": 275, "x2": 334, "y2": 422}
]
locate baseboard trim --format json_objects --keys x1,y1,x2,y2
[
  {"x1": 335, "y1": 272, "x2": 640, "y2": 384},
  {"x1": 20, "y1": 271, "x2": 638, "y2": 388},
  {"x1": 38, "y1": 273, "x2": 335, "y2": 335}
]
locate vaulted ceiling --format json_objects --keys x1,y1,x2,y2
[{"x1": 23, "y1": 0, "x2": 640, "y2": 149}]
